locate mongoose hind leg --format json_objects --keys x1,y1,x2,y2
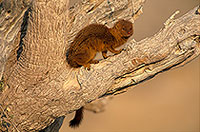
[
  {"x1": 82, "y1": 60, "x2": 99, "y2": 70},
  {"x1": 102, "y1": 50, "x2": 108, "y2": 59},
  {"x1": 83, "y1": 63, "x2": 91, "y2": 70},
  {"x1": 89, "y1": 59, "x2": 99, "y2": 64}
]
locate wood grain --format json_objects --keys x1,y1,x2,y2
[{"x1": 0, "y1": 0, "x2": 199, "y2": 131}]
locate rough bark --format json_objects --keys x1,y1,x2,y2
[
  {"x1": 0, "y1": 0, "x2": 199, "y2": 131},
  {"x1": 0, "y1": 0, "x2": 32, "y2": 80}
]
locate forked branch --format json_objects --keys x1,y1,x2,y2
[{"x1": 0, "y1": 0, "x2": 199, "y2": 131}]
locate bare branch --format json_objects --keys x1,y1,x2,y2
[
  {"x1": 77, "y1": 6, "x2": 199, "y2": 100},
  {"x1": 102, "y1": 7, "x2": 200, "y2": 96},
  {"x1": 0, "y1": 0, "x2": 199, "y2": 131}
]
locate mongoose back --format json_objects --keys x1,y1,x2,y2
[{"x1": 67, "y1": 19, "x2": 133, "y2": 70}]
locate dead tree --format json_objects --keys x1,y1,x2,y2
[{"x1": 0, "y1": 0, "x2": 199, "y2": 131}]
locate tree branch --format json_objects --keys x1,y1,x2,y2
[
  {"x1": 0, "y1": 0, "x2": 199, "y2": 131},
  {"x1": 99, "y1": 8, "x2": 200, "y2": 97},
  {"x1": 75, "y1": 6, "x2": 199, "y2": 105}
]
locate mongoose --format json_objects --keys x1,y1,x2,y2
[
  {"x1": 67, "y1": 19, "x2": 133, "y2": 70},
  {"x1": 68, "y1": 19, "x2": 133, "y2": 128}
]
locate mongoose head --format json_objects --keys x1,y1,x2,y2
[{"x1": 114, "y1": 19, "x2": 133, "y2": 39}]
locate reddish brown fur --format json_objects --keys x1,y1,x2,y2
[{"x1": 67, "y1": 19, "x2": 133, "y2": 69}]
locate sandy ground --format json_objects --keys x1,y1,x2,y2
[{"x1": 60, "y1": 0, "x2": 200, "y2": 131}]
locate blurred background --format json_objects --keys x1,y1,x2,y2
[{"x1": 60, "y1": 0, "x2": 200, "y2": 131}]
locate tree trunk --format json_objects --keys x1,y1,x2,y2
[{"x1": 0, "y1": 0, "x2": 199, "y2": 131}]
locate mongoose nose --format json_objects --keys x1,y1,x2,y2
[{"x1": 128, "y1": 31, "x2": 132, "y2": 35}]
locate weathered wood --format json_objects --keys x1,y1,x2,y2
[
  {"x1": 99, "y1": 8, "x2": 200, "y2": 96},
  {"x1": 0, "y1": 0, "x2": 32, "y2": 79},
  {"x1": 39, "y1": 116, "x2": 65, "y2": 132},
  {"x1": 0, "y1": 0, "x2": 199, "y2": 131}
]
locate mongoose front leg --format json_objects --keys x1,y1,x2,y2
[
  {"x1": 102, "y1": 50, "x2": 108, "y2": 59},
  {"x1": 107, "y1": 46, "x2": 123, "y2": 55}
]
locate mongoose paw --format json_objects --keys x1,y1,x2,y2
[
  {"x1": 119, "y1": 48, "x2": 124, "y2": 53},
  {"x1": 83, "y1": 64, "x2": 91, "y2": 70},
  {"x1": 91, "y1": 60, "x2": 99, "y2": 64},
  {"x1": 114, "y1": 49, "x2": 123, "y2": 55},
  {"x1": 103, "y1": 55, "x2": 108, "y2": 59}
]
